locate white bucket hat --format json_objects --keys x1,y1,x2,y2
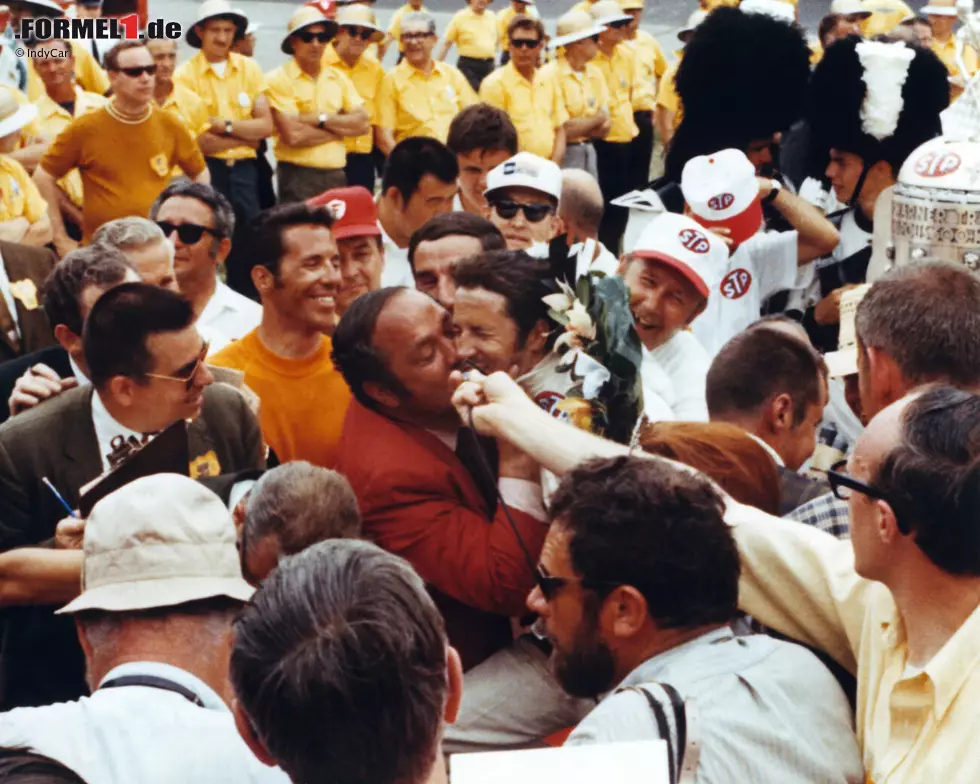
[
  {"x1": 824, "y1": 284, "x2": 871, "y2": 378},
  {"x1": 336, "y1": 4, "x2": 385, "y2": 42},
  {"x1": 186, "y1": 0, "x2": 249, "y2": 49},
  {"x1": 0, "y1": 91, "x2": 37, "y2": 140},
  {"x1": 282, "y1": 6, "x2": 338, "y2": 54},
  {"x1": 551, "y1": 9, "x2": 606, "y2": 48},
  {"x1": 678, "y1": 9, "x2": 707, "y2": 42},
  {"x1": 485, "y1": 152, "x2": 563, "y2": 202},
  {"x1": 589, "y1": 0, "x2": 632, "y2": 26},
  {"x1": 829, "y1": 0, "x2": 872, "y2": 17},
  {"x1": 922, "y1": 0, "x2": 958, "y2": 16},
  {"x1": 57, "y1": 474, "x2": 254, "y2": 615}
]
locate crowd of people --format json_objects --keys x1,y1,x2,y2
[{"x1": 0, "y1": 0, "x2": 973, "y2": 781}]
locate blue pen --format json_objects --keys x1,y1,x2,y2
[{"x1": 42, "y1": 477, "x2": 79, "y2": 519}]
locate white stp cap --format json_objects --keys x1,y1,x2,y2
[
  {"x1": 630, "y1": 212, "x2": 730, "y2": 298},
  {"x1": 681, "y1": 148, "x2": 763, "y2": 247},
  {"x1": 485, "y1": 152, "x2": 563, "y2": 202}
]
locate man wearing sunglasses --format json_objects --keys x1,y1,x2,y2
[
  {"x1": 484, "y1": 152, "x2": 563, "y2": 251},
  {"x1": 480, "y1": 16, "x2": 568, "y2": 165},
  {"x1": 266, "y1": 8, "x2": 370, "y2": 204},
  {"x1": 0, "y1": 281, "x2": 264, "y2": 709},
  {"x1": 34, "y1": 41, "x2": 209, "y2": 257},
  {"x1": 323, "y1": 4, "x2": 387, "y2": 192}
]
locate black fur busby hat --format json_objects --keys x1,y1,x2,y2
[
  {"x1": 806, "y1": 36, "x2": 949, "y2": 178},
  {"x1": 664, "y1": 6, "x2": 812, "y2": 182}
]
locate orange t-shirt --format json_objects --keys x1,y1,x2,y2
[
  {"x1": 209, "y1": 330, "x2": 351, "y2": 468},
  {"x1": 39, "y1": 105, "x2": 205, "y2": 242}
]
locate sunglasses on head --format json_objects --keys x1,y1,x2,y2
[
  {"x1": 490, "y1": 199, "x2": 554, "y2": 223},
  {"x1": 510, "y1": 38, "x2": 541, "y2": 49},
  {"x1": 343, "y1": 26, "x2": 376, "y2": 40},
  {"x1": 145, "y1": 341, "x2": 210, "y2": 391},
  {"x1": 295, "y1": 29, "x2": 333, "y2": 43},
  {"x1": 156, "y1": 221, "x2": 217, "y2": 245},
  {"x1": 113, "y1": 64, "x2": 157, "y2": 78}
]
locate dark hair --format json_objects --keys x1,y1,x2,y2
[
  {"x1": 639, "y1": 421, "x2": 782, "y2": 515},
  {"x1": 248, "y1": 203, "x2": 334, "y2": 277},
  {"x1": 150, "y1": 180, "x2": 235, "y2": 238},
  {"x1": 230, "y1": 540, "x2": 448, "y2": 784},
  {"x1": 381, "y1": 137, "x2": 459, "y2": 205},
  {"x1": 407, "y1": 212, "x2": 506, "y2": 271},
  {"x1": 817, "y1": 13, "x2": 841, "y2": 47},
  {"x1": 446, "y1": 104, "x2": 518, "y2": 157},
  {"x1": 875, "y1": 387, "x2": 980, "y2": 574},
  {"x1": 103, "y1": 41, "x2": 148, "y2": 71},
  {"x1": 855, "y1": 261, "x2": 980, "y2": 388},
  {"x1": 331, "y1": 287, "x2": 410, "y2": 409},
  {"x1": 549, "y1": 456, "x2": 740, "y2": 628},
  {"x1": 82, "y1": 282, "x2": 195, "y2": 389},
  {"x1": 452, "y1": 250, "x2": 552, "y2": 344},
  {"x1": 30, "y1": 38, "x2": 71, "y2": 55},
  {"x1": 707, "y1": 328, "x2": 826, "y2": 426},
  {"x1": 508, "y1": 14, "x2": 546, "y2": 41},
  {"x1": 0, "y1": 748, "x2": 85, "y2": 784},
  {"x1": 41, "y1": 246, "x2": 135, "y2": 336}
]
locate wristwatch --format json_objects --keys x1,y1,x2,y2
[
  {"x1": 223, "y1": 120, "x2": 233, "y2": 136},
  {"x1": 761, "y1": 179, "x2": 782, "y2": 206},
  {"x1": 318, "y1": 112, "x2": 328, "y2": 130}
]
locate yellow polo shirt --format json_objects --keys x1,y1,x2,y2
[
  {"x1": 729, "y1": 499, "x2": 980, "y2": 784},
  {"x1": 173, "y1": 51, "x2": 268, "y2": 161},
  {"x1": 35, "y1": 87, "x2": 107, "y2": 208},
  {"x1": 0, "y1": 156, "x2": 47, "y2": 224},
  {"x1": 266, "y1": 59, "x2": 364, "y2": 170},
  {"x1": 541, "y1": 57, "x2": 609, "y2": 144},
  {"x1": 444, "y1": 7, "x2": 498, "y2": 59},
  {"x1": 860, "y1": 0, "x2": 914, "y2": 38},
  {"x1": 932, "y1": 35, "x2": 979, "y2": 79},
  {"x1": 388, "y1": 3, "x2": 428, "y2": 53},
  {"x1": 592, "y1": 45, "x2": 649, "y2": 143},
  {"x1": 701, "y1": 0, "x2": 739, "y2": 8},
  {"x1": 656, "y1": 57, "x2": 681, "y2": 117},
  {"x1": 158, "y1": 84, "x2": 211, "y2": 139},
  {"x1": 323, "y1": 45, "x2": 385, "y2": 155},
  {"x1": 25, "y1": 42, "x2": 109, "y2": 102},
  {"x1": 377, "y1": 59, "x2": 477, "y2": 143},
  {"x1": 480, "y1": 61, "x2": 568, "y2": 158},
  {"x1": 625, "y1": 29, "x2": 669, "y2": 82}
]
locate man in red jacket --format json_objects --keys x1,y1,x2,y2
[{"x1": 331, "y1": 286, "x2": 547, "y2": 670}]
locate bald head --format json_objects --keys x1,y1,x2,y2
[{"x1": 559, "y1": 169, "x2": 604, "y2": 240}]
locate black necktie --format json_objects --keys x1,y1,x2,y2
[{"x1": 454, "y1": 427, "x2": 499, "y2": 519}]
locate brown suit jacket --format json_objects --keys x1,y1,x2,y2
[
  {"x1": 0, "y1": 382, "x2": 265, "y2": 711},
  {"x1": 0, "y1": 241, "x2": 57, "y2": 362}
]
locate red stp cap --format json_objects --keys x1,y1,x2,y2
[
  {"x1": 681, "y1": 149, "x2": 763, "y2": 247},
  {"x1": 308, "y1": 186, "x2": 380, "y2": 240}
]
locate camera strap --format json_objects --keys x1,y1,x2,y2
[{"x1": 99, "y1": 674, "x2": 207, "y2": 708}]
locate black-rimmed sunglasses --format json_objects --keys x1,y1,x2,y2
[
  {"x1": 113, "y1": 64, "x2": 157, "y2": 78},
  {"x1": 343, "y1": 26, "x2": 376, "y2": 40},
  {"x1": 490, "y1": 199, "x2": 554, "y2": 223},
  {"x1": 156, "y1": 221, "x2": 217, "y2": 245},
  {"x1": 510, "y1": 38, "x2": 541, "y2": 49},
  {"x1": 535, "y1": 565, "x2": 622, "y2": 601},
  {"x1": 295, "y1": 29, "x2": 333, "y2": 43},
  {"x1": 608, "y1": 18, "x2": 632, "y2": 28},
  {"x1": 826, "y1": 459, "x2": 889, "y2": 503}
]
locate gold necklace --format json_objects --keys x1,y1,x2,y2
[{"x1": 106, "y1": 99, "x2": 152, "y2": 124}]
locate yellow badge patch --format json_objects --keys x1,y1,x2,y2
[
  {"x1": 149, "y1": 153, "x2": 170, "y2": 177},
  {"x1": 189, "y1": 450, "x2": 221, "y2": 479},
  {"x1": 9, "y1": 278, "x2": 38, "y2": 310}
]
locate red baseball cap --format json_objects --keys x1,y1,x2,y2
[{"x1": 308, "y1": 186, "x2": 380, "y2": 241}]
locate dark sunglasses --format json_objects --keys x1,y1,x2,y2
[
  {"x1": 113, "y1": 64, "x2": 157, "y2": 78},
  {"x1": 295, "y1": 29, "x2": 333, "y2": 43},
  {"x1": 145, "y1": 341, "x2": 210, "y2": 391},
  {"x1": 343, "y1": 26, "x2": 376, "y2": 40},
  {"x1": 590, "y1": 34, "x2": 600, "y2": 42},
  {"x1": 510, "y1": 38, "x2": 541, "y2": 49},
  {"x1": 156, "y1": 221, "x2": 217, "y2": 245},
  {"x1": 490, "y1": 199, "x2": 554, "y2": 223},
  {"x1": 535, "y1": 565, "x2": 621, "y2": 601},
  {"x1": 609, "y1": 18, "x2": 632, "y2": 28},
  {"x1": 401, "y1": 31, "x2": 433, "y2": 41}
]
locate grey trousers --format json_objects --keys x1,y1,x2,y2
[
  {"x1": 442, "y1": 635, "x2": 595, "y2": 755},
  {"x1": 276, "y1": 161, "x2": 347, "y2": 204},
  {"x1": 561, "y1": 142, "x2": 599, "y2": 182}
]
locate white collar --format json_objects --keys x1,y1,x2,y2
[
  {"x1": 426, "y1": 428, "x2": 458, "y2": 452},
  {"x1": 198, "y1": 280, "x2": 232, "y2": 325},
  {"x1": 377, "y1": 217, "x2": 405, "y2": 251},
  {"x1": 98, "y1": 661, "x2": 227, "y2": 712},
  {"x1": 70, "y1": 355, "x2": 91, "y2": 387},
  {"x1": 90, "y1": 390, "x2": 150, "y2": 472},
  {"x1": 747, "y1": 432, "x2": 785, "y2": 467}
]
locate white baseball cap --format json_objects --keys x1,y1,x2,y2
[
  {"x1": 630, "y1": 212, "x2": 730, "y2": 298},
  {"x1": 682, "y1": 149, "x2": 763, "y2": 247},
  {"x1": 485, "y1": 152, "x2": 563, "y2": 202}
]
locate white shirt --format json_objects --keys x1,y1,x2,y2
[
  {"x1": 90, "y1": 391, "x2": 152, "y2": 473},
  {"x1": 70, "y1": 355, "x2": 90, "y2": 388},
  {"x1": 691, "y1": 230, "x2": 799, "y2": 357},
  {"x1": 747, "y1": 432, "x2": 786, "y2": 467},
  {"x1": 378, "y1": 221, "x2": 416, "y2": 288},
  {"x1": 0, "y1": 247, "x2": 21, "y2": 340},
  {"x1": 0, "y1": 661, "x2": 289, "y2": 784},
  {"x1": 197, "y1": 280, "x2": 262, "y2": 355},
  {"x1": 641, "y1": 330, "x2": 710, "y2": 423}
]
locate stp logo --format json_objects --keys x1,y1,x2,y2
[
  {"x1": 914, "y1": 151, "x2": 961, "y2": 178},
  {"x1": 720, "y1": 268, "x2": 752, "y2": 300},
  {"x1": 707, "y1": 193, "x2": 735, "y2": 211},
  {"x1": 533, "y1": 390, "x2": 565, "y2": 414},
  {"x1": 327, "y1": 199, "x2": 347, "y2": 220},
  {"x1": 678, "y1": 228, "x2": 711, "y2": 254}
]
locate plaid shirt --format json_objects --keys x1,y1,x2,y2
[{"x1": 784, "y1": 492, "x2": 850, "y2": 539}]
